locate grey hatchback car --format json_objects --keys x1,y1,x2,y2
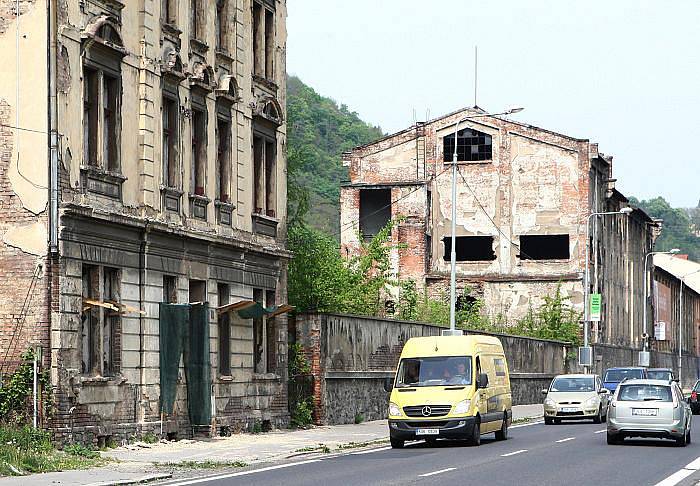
[{"x1": 607, "y1": 379, "x2": 692, "y2": 446}]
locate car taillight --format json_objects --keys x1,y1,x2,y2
[{"x1": 692, "y1": 391, "x2": 697, "y2": 401}]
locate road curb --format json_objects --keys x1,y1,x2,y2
[{"x1": 85, "y1": 473, "x2": 173, "y2": 486}]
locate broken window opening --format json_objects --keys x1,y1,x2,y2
[
  {"x1": 163, "y1": 275, "x2": 177, "y2": 304},
  {"x1": 456, "y1": 294, "x2": 477, "y2": 312},
  {"x1": 162, "y1": 96, "x2": 179, "y2": 188},
  {"x1": 216, "y1": 116, "x2": 231, "y2": 203},
  {"x1": 264, "y1": 140, "x2": 276, "y2": 217},
  {"x1": 519, "y1": 234, "x2": 570, "y2": 260},
  {"x1": 264, "y1": 8, "x2": 274, "y2": 79},
  {"x1": 218, "y1": 283, "x2": 231, "y2": 376},
  {"x1": 189, "y1": 280, "x2": 207, "y2": 303},
  {"x1": 252, "y1": 2, "x2": 263, "y2": 77},
  {"x1": 253, "y1": 288, "x2": 265, "y2": 373},
  {"x1": 442, "y1": 236, "x2": 496, "y2": 262},
  {"x1": 161, "y1": 0, "x2": 177, "y2": 25},
  {"x1": 216, "y1": 0, "x2": 227, "y2": 51},
  {"x1": 81, "y1": 264, "x2": 120, "y2": 377},
  {"x1": 191, "y1": 108, "x2": 206, "y2": 196},
  {"x1": 252, "y1": 126, "x2": 277, "y2": 217},
  {"x1": 359, "y1": 189, "x2": 391, "y2": 241},
  {"x1": 443, "y1": 128, "x2": 492, "y2": 162},
  {"x1": 83, "y1": 69, "x2": 99, "y2": 167},
  {"x1": 190, "y1": 0, "x2": 202, "y2": 40},
  {"x1": 265, "y1": 289, "x2": 276, "y2": 374}
]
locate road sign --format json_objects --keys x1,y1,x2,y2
[
  {"x1": 579, "y1": 346, "x2": 592, "y2": 367},
  {"x1": 590, "y1": 293, "x2": 601, "y2": 322},
  {"x1": 654, "y1": 321, "x2": 666, "y2": 341}
]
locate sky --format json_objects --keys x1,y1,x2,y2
[{"x1": 286, "y1": 0, "x2": 700, "y2": 208}]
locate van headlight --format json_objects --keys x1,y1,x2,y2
[
  {"x1": 388, "y1": 402, "x2": 401, "y2": 417},
  {"x1": 544, "y1": 398, "x2": 556, "y2": 407},
  {"x1": 584, "y1": 396, "x2": 599, "y2": 408},
  {"x1": 453, "y1": 399, "x2": 471, "y2": 415}
]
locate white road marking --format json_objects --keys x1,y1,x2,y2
[
  {"x1": 555, "y1": 437, "x2": 576, "y2": 443},
  {"x1": 419, "y1": 467, "x2": 456, "y2": 477},
  {"x1": 510, "y1": 420, "x2": 544, "y2": 429},
  {"x1": 501, "y1": 449, "x2": 527, "y2": 457},
  {"x1": 351, "y1": 446, "x2": 392, "y2": 455},
  {"x1": 594, "y1": 429, "x2": 607, "y2": 434},
  {"x1": 653, "y1": 455, "x2": 700, "y2": 486},
  {"x1": 162, "y1": 459, "x2": 322, "y2": 485}
]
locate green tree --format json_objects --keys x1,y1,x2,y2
[
  {"x1": 286, "y1": 75, "x2": 384, "y2": 235},
  {"x1": 629, "y1": 196, "x2": 700, "y2": 261}
]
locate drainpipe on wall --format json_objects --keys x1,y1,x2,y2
[
  {"x1": 138, "y1": 221, "x2": 151, "y2": 425},
  {"x1": 48, "y1": 0, "x2": 59, "y2": 253}
]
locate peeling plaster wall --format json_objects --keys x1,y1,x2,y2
[
  {"x1": 340, "y1": 109, "x2": 654, "y2": 340},
  {"x1": 0, "y1": 0, "x2": 51, "y2": 372}
]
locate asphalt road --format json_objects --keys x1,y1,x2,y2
[{"x1": 160, "y1": 420, "x2": 700, "y2": 486}]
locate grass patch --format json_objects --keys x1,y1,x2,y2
[
  {"x1": 512, "y1": 416, "x2": 542, "y2": 425},
  {"x1": 0, "y1": 426, "x2": 106, "y2": 477},
  {"x1": 157, "y1": 460, "x2": 247, "y2": 470},
  {"x1": 335, "y1": 439, "x2": 388, "y2": 451},
  {"x1": 294, "y1": 443, "x2": 331, "y2": 454}
]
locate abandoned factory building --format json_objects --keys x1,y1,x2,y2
[
  {"x1": 0, "y1": 0, "x2": 290, "y2": 442},
  {"x1": 340, "y1": 107, "x2": 659, "y2": 349}
]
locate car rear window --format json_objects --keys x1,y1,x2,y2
[
  {"x1": 617, "y1": 384, "x2": 672, "y2": 402},
  {"x1": 604, "y1": 369, "x2": 644, "y2": 382},
  {"x1": 647, "y1": 370, "x2": 672, "y2": 381}
]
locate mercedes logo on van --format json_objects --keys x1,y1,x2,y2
[{"x1": 421, "y1": 406, "x2": 432, "y2": 417}]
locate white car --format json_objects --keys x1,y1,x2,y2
[
  {"x1": 543, "y1": 374, "x2": 610, "y2": 424},
  {"x1": 607, "y1": 379, "x2": 692, "y2": 446}
]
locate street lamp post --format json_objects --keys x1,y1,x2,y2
[
  {"x1": 642, "y1": 249, "x2": 680, "y2": 348},
  {"x1": 581, "y1": 208, "x2": 633, "y2": 371},
  {"x1": 678, "y1": 268, "x2": 700, "y2": 385},
  {"x1": 448, "y1": 107, "x2": 523, "y2": 333}
]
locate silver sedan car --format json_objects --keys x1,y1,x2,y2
[{"x1": 607, "y1": 379, "x2": 692, "y2": 446}]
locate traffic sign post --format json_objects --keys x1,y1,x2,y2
[{"x1": 590, "y1": 293, "x2": 601, "y2": 322}]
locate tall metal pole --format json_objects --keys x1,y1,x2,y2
[
  {"x1": 32, "y1": 348, "x2": 37, "y2": 428},
  {"x1": 449, "y1": 121, "x2": 460, "y2": 332},
  {"x1": 643, "y1": 252, "x2": 651, "y2": 345},
  {"x1": 679, "y1": 278, "x2": 684, "y2": 385},
  {"x1": 583, "y1": 214, "x2": 593, "y2": 373}
]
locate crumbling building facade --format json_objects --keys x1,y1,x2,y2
[
  {"x1": 340, "y1": 107, "x2": 658, "y2": 348},
  {"x1": 1, "y1": 0, "x2": 289, "y2": 443}
]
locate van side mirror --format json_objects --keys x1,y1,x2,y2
[
  {"x1": 541, "y1": 388, "x2": 548, "y2": 396},
  {"x1": 383, "y1": 376, "x2": 394, "y2": 393},
  {"x1": 599, "y1": 388, "x2": 610, "y2": 395},
  {"x1": 477, "y1": 373, "x2": 489, "y2": 389}
]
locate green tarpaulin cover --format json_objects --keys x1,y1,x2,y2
[
  {"x1": 159, "y1": 303, "x2": 188, "y2": 415},
  {"x1": 158, "y1": 303, "x2": 212, "y2": 425},
  {"x1": 237, "y1": 302, "x2": 280, "y2": 319}
]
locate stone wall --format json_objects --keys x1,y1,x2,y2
[{"x1": 293, "y1": 313, "x2": 571, "y2": 425}]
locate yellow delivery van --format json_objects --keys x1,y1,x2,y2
[{"x1": 384, "y1": 332, "x2": 512, "y2": 448}]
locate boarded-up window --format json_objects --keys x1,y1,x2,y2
[
  {"x1": 359, "y1": 189, "x2": 391, "y2": 241},
  {"x1": 443, "y1": 236, "x2": 496, "y2": 261},
  {"x1": 519, "y1": 234, "x2": 570, "y2": 260},
  {"x1": 218, "y1": 283, "x2": 231, "y2": 376},
  {"x1": 253, "y1": 288, "x2": 265, "y2": 373}
]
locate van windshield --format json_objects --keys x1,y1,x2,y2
[{"x1": 395, "y1": 356, "x2": 472, "y2": 387}]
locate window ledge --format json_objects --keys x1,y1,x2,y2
[
  {"x1": 161, "y1": 186, "x2": 183, "y2": 212},
  {"x1": 161, "y1": 22, "x2": 182, "y2": 40},
  {"x1": 519, "y1": 259, "x2": 571, "y2": 263},
  {"x1": 251, "y1": 212, "x2": 278, "y2": 238},
  {"x1": 253, "y1": 373, "x2": 280, "y2": 381},
  {"x1": 190, "y1": 38, "x2": 209, "y2": 54},
  {"x1": 188, "y1": 193, "x2": 211, "y2": 203},
  {"x1": 215, "y1": 50, "x2": 234, "y2": 64},
  {"x1": 219, "y1": 375, "x2": 234, "y2": 382},
  {"x1": 442, "y1": 160, "x2": 493, "y2": 165},
  {"x1": 79, "y1": 374, "x2": 125, "y2": 385},
  {"x1": 252, "y1": 75, "x2": 278, "y2": 92},
  {"x1": 189, "y1": 193, "x2": 210, "y2": 220},
  {"x1": 80, "y1": 166, "x2": 126, "y2": 199}
]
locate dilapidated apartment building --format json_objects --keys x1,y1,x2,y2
[
  {"x1": 340, "y1": 107, "x2": 658, "y2": 348},
  {"x1": 0, "y1": 0, "x2": 289, "y2": 442}
]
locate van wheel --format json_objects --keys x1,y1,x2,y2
[
  {"x1": 390, "y1": 438, "x2": 404, "y2": 449},
  {"x1": 686, "y1": 427, "x2": 691, "y2": 445},
  {"x1": 544, "y1": 417, "x2": 554, "y2": 425},
  {"x1": 495, "y1": 413, "x2": 509, "y2": 440},
  {"x1": 676, "y1": 432, "x2": 687, "y2": 447},
  {"x1": 607, "y1": 433, "x2": 620, "y2": 445},
  {"x1": 469, "y1": 418, "x2": 481, "y2": 446}
]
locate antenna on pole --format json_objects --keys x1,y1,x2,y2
[{"x1": 474, "y1": 45, "x2": 478, "y2": 107}]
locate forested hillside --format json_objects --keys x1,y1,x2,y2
[
  {"x1": 286, "y1": 75, "x2": 383, "y2": 235},
  {"x1": 630, "y1": 196, "x2": 700, "y2": 261}
]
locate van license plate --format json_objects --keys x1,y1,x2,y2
[
  {"x1": 632, "y1": 408, "x2": 657, "y2": 416},
  {"x1": 416, "y1": 428, "x2": 439, "y2": 435}
]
